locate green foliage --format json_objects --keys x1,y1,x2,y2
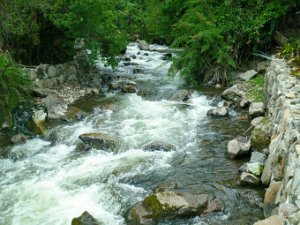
[
  {"x1": 245, "y1": 75, "x2": 265, "y2": 102},
  {"x1": 0, "y1": 52, "x2": 32, "y2": 126},
  {"x1": 168, "y1": 0, "x2": 288, "y2": 84}
]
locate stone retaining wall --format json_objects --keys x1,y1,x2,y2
[
  {"x1": 259, "y1": 58, "x2": 300, "y2": 224},
  {"x1": 24, "y1": 51, "x2": 103, "y2": 89}
]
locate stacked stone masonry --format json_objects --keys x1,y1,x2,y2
[{"x1": 260, "y1": 58, "x2": 300, "y2": 224}]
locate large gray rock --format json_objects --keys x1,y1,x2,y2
[
  {"x1": 249, "y1": 102, "x2": 265, "y2": 118},
  {"x1": 239, "y1": 70, "x2": 258, "y2": 81},
  {"x1": 71, "y1": 211, "x2": 102, "y2": 225},
  {"x1": 143, "y1": 141, "x2": 176, "y2": 152},
  {"x1": 138, "y1": 40, "x2": 150, "y2": 51},
  {"x1": 31, "y1": 109, "x2": 47, "y2": 135},
  {"x1": 171, "y1": 90, "x2": 191, "y2": 102},
  {"x1": 250, "y1": 123, "x2": 271, "y2": 151},
  {"x1": 42, "y1": 93, "x2": 68, "y2": 119},
  {"x1": 207, "y1": 107, "x2": 229, "y2": 117},
  {"x1": 126, "y1": 192, "x2": 223, "y2": 224},
  {"x1": 47, "y1": 65, "x2": 57, "y2": 77},
  {"x1": 126, "y1": 202, "x2": 154, "y2": 225},
  {"x1": 221, "y1": 84, "x2": 244, "y2": 103},
  {"x1": 79, "y1": 132, "x2": 117, "y2": 151},
  {"x1": 227, "y1": 136, "x2": 251, "y2": 159},
  {"x1": 253, "y1": 215, "x2": 284, "y2": 225}
]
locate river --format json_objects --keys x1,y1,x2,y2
[{"x1": 0, "y1": 43, "x2": 263, "y2": 225}]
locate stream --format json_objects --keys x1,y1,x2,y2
[{"x1": 0, "y1": 43, "x2": 263, "y2": 225}]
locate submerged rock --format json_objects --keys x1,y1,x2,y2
[
  {"x1": 143, "y1": 141, "x2": 176, "y2": 152},
  {"x1": 227, "y1": 136, "x2": 251, "y2": 159},
  {"x1": 207, "y1": 107, "x2": 229, "y2": 117},
  {"x1": 71, "y1": 211, "x2": 102, "y2": 225},
  {"x1": 79, "y1": 132, "x2": 117, "y2": 151},
  {"x1": 171, "y1": 90, "x2": 191, "y2": 102}
]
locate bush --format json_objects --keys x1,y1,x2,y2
[{"x1": 0, "y1": 51, "x2": 31, "y2": 126}]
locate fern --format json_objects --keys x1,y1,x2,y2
[{"x1": 0, "y1": 51, "x2": 32, "y2": 126}]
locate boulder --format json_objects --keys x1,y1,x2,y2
[
  {"x1": 240, "y1": 172, "x2": 260, "y2": 186},
  {"x1": 48, "y1": 65, "x2": 57, "y2": 77},
  {"x1": 253, "y1": 215, "x2": 284, "y2": 225},
  {"x1": 126, "y1": 202, "x2": 154, "y2": 225},
  {"x1": 239, "y1": 70, "x2": 258, "y2": 81},
  {"x1": 249, "y1": 102, "x2": 265, "y2": 118},
  {"x1": 207, "y1": 107, "x2": 229, "y2": 117},
  {"x1": 71, "y1": 211, "x2": 102, "y2": 225},
  {"x1": 79, "y1": 132, "x2": 117, "y2": 151},
  {"x1": 31, "y1": 109, "x2": 47, "y2": 135},
  {"x1": 143, "y1": 192, "x2": 209, "y2": 217},
  {"x1": 143, "y1": 141, "x2": 176, "y2": 152},
  {"x1": 42, "y1": 93, "x2": 68, "y2": 119},
  {"x1": 251, "y1": 128, "x2": 270, "y2": 151},
  {"x1": 126, "y1": 192, "x2": 222, "y2": 224},
  {"x1": 263, "y1": 181, "x2": 281, "y2": 218},
  {"x1": 227, "y1": 136, "x2": 251, "y2": 159},
  {"x1": 10, "y1": 134, "x2": 26, "y2": 144},
  {"x1": 221, "y1": 84, "x2": 244, "y2": 103},
  {"x1": 171, "y1": 90, "x2": 191, "y2": 102},
  {"x1": 138, "y1": 40, "x2": 150, "y2": 51}
]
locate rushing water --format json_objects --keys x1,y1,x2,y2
[{"x1": 0, "y1": 43, "x2": 263, "y2": 225}]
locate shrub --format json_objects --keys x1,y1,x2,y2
[{"x1": 0, "y1": 51, "x2": 31, "y2": 126}]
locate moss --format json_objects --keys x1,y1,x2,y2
[
  {"x1": 251, "y1": 127, "x2": 270, "y2": 151},
  {"x1": 244, "y1": 75, "x2": 265, "y2": 102},
  {"x1": 143, "y1": 194, "x2": 163, "y2": 218}
]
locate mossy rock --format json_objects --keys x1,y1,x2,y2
[
  {"x1": 244, "y1": 75, "x2": 265, "y2": 102},
  {"x1": 251, "y1": 127, "x2": 270, "y2": 151},
  {"x1": 71, "y1": 211, "x2": 102, "y2": 225}
]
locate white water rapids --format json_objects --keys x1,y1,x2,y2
[{"x1": 0, "y1": 44, "x2": 214, "y2": 225}]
